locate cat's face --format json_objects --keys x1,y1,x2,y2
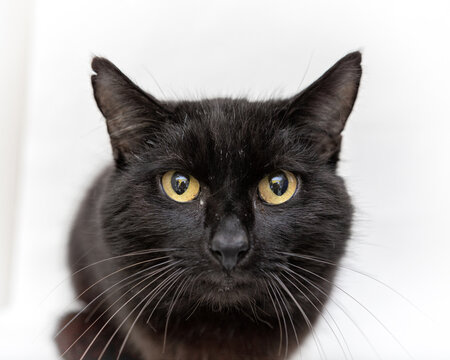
[{"x1": 92, "y1": 53, "x2": 361, "y2": 325}]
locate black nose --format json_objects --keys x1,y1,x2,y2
[{"x1": 210, "y1": 215, "x2": 250, "y2": 272}]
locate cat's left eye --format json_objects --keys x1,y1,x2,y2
[
  {"x1": 161, "y1": 170, "x2": 200, "y2": 203},
  {"x1": 258, "y1": 170, "x2": 298, "y2": 205}
]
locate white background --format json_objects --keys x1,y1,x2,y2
[{"x1": 1, "y1": 0, "x2": 449, "y2": 359}]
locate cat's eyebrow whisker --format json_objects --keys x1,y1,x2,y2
[
  {"x1": 58, "y1": 261, "x2": 180, "y2": 359},
  {"x1": 288, "y1": 262, "x2": 415, "y2": 360},
  {"x1": 270, "y1": 272, "x2": 327, "y2": 360},
  {"x1": 55, "y1": 258, "x2": 172, "y2": 339},
  {"x1": 98, "y1": 268, "x2": 186, "y2": 360},
  {"x1": 279, "y1": 270, "x2": 353, "y2": 360},
  {"x1": 281, "y1": 265, "x2": 382, "y2": 360}
]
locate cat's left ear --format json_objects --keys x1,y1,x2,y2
[
  {"x1": 286, "y1": 51, "x2": 362, "y2": 164},
  {"x1": 91, "y1": 57, "x2": 170, "y2": 167}
]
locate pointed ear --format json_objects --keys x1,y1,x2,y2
[
  {"x1": 286, "y1": 51, "x2": 362, "y2": 164},
  {"x1": 91, "y1": 57, "x2": 170, "y2": 167}
]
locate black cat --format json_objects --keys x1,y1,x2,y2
[{"x1": 56, "y1": 51, "x2": 362, "y2": 360}]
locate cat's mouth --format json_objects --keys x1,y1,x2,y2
[{"x1": 194, "y1": 271, "x2": 261, "y2": 307}]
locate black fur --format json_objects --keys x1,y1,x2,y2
[{"x1": 56, "y1": 51, "x2": 362, "y2": 360}]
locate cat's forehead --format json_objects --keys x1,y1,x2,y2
[
  {"x1": 176, "y1": 98, "x2": 280, "y2": 126},
  {"x1": 172, "y1": 99, "x2": 277, "y2": 148},
  {"x1": 156, "y1": 98, "x2": 306, "y2": 186}
]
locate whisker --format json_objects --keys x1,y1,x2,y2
[
  {"x1": 181, "y1": 273, "x2": 205, "y2": 321},
  {"x1": 42, "y1": 249, "x2": 177, "y2": 305},
  {"x1": 55, "y1": 258, "x2": 171, "y2": 338},
  {"x1": 271, "y1": 272, "x2": 327, "y2": 360},
  {"x1": 265, "y1": 275, "x2": 289, "y2": 359},
  {"x1": 72, "y1": 255, "x2": 173, "y2": 307},
  {"x1": 269, "y1": 274, "x2": 300, "y2": 346},
  {"x1": 247, "y1": 297, "x2": 272, "y2": 328},
  {"x1": 271, "y1": 277, "x2": 300, "y2": 359},
  {"x1": 282, "y1": 265, "x2": 382, "y2": 360},
  {"x1": 145, "y1": 270, "x2": 186, "y2": 325},
  {"x1": 289, "y1": 262, "x2": 414, "y2": 360},
  {"x1": 58, "y1": 261, "x2": 179, "y2": 359},
  {"x1": 97, "y1": 269, "x2": 186, "y2": 360},
  {"x1": 280, "y1": 270, "x2": 352, "y2": 360},
  {"x1": 114, "y1": 269, "x2": 187, "y2": 360},
  {"x1": 263, "y1": 279, "x2": 283, "y2": 356},
  {"x1": 185, "y1": 298, "x2": 202, "y2": 321},
  {"x1": 246, "y1": 298, "x2": 258, "y2": 324},
  {"x1": 277, "y1": 251, "x2": 422, "y2": 315},
  {"x1": 162, "y1": 275, "x2": 192, "y2": 352},
  {"x1": 86, "y1": 267, "x2": 182, "y2": 360}
]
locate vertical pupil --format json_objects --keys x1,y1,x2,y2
[
  {"x1": 171, "y1": 172, "x2": 190, "y2": 195},
  {"x1": 269, "y1": 172, "x2": 288, "y2": 196}
]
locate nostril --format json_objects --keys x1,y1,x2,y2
[
  {"x1": 237, "y1": 249, "x2": 247, "y2": 262},
  {"x1": 237, "y1": 250, "x2": 247, "y2": 262},
  {"x1": 212, "y1": 249, "x2": 222, "y2": 260}
]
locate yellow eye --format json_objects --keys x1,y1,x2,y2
[
  {"x1": 258, "y1": 170, "x2": 298, "y2": 205},
  {"x1": 161, "y1": 170, "x2": 200, "y2": 203}
]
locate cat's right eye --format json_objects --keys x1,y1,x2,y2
[{"x1": 161, "y1": 170, "x2": 200, "y2": 203}]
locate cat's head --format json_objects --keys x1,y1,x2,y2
[{"x1": 91, "y1": 52, "x2": 361, "y2": 321}]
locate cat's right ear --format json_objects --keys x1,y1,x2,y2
[{"x1": 91, "y1": 57, "x2": 170, "y2": 167}]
